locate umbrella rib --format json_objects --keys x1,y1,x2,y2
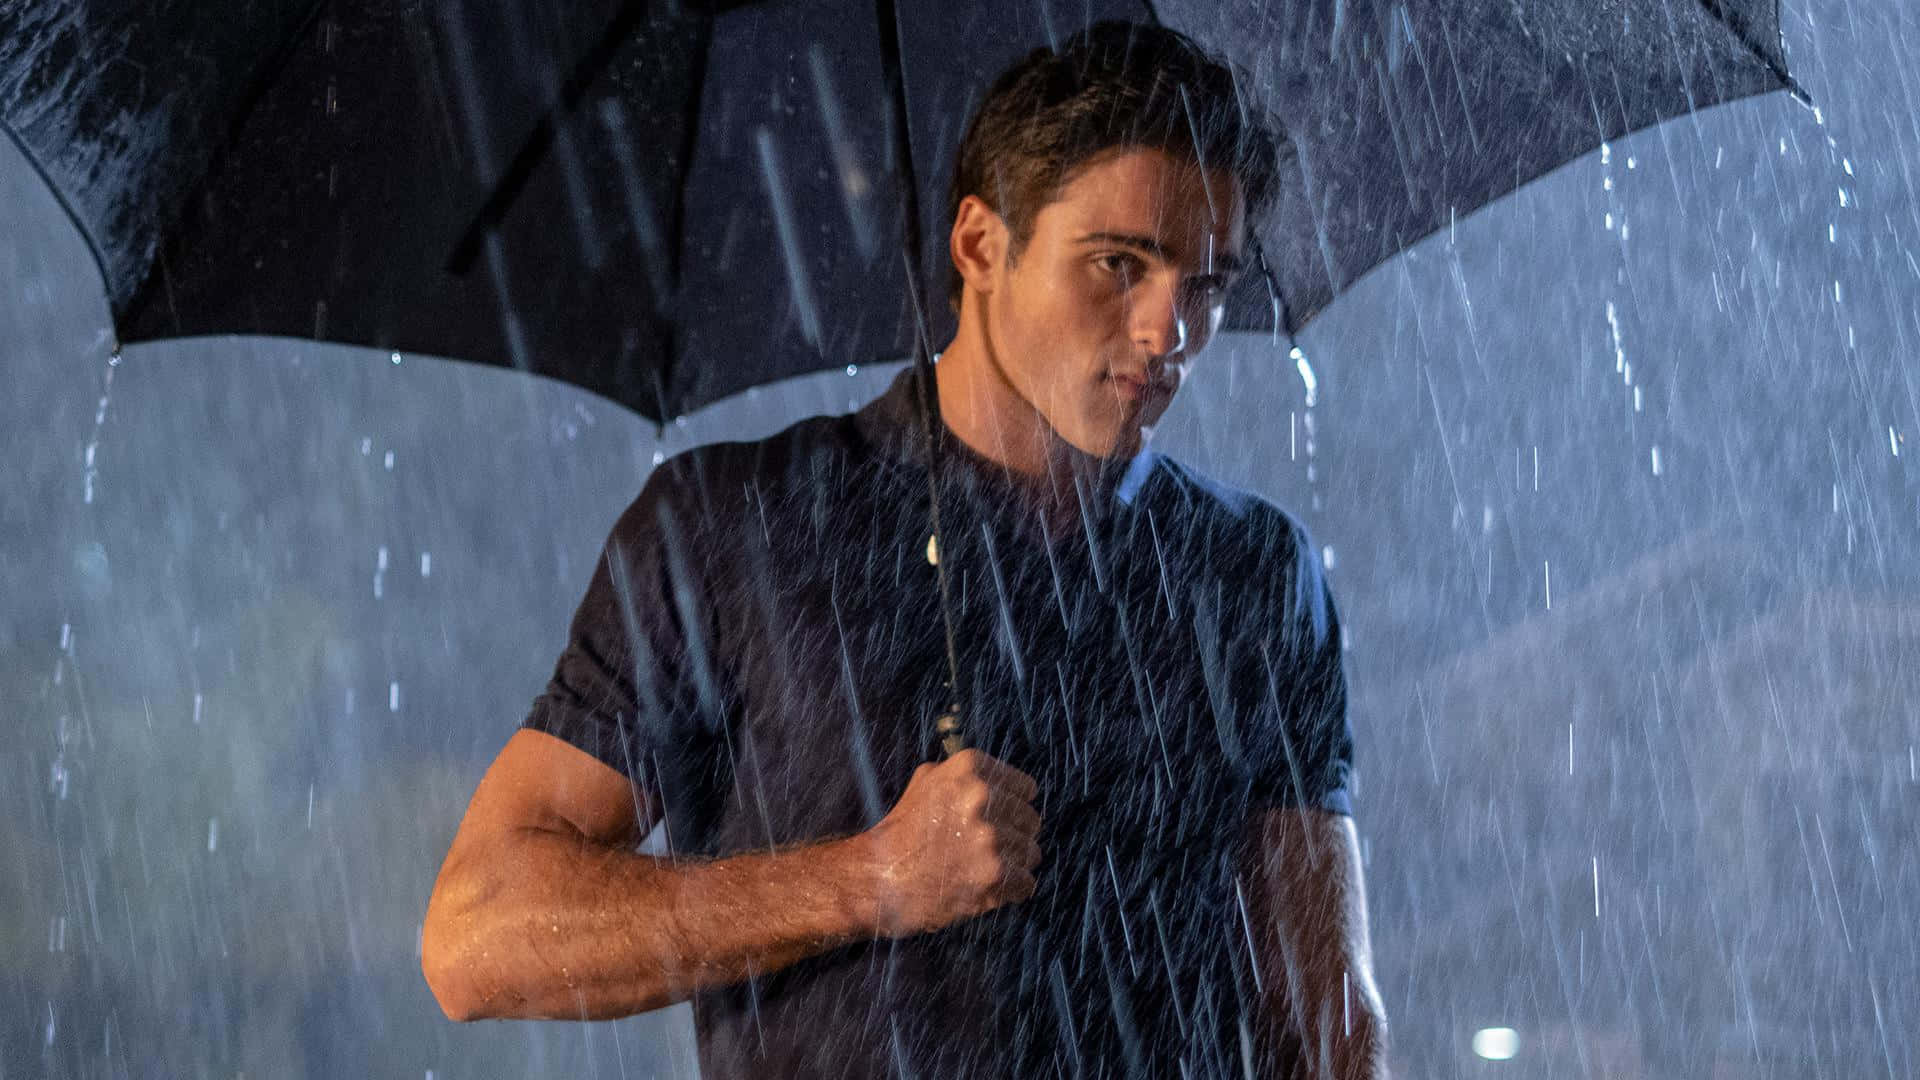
[
  {"x1": 444, "y1": 0, "x2": 657, "y2": 276},
  {"x1": 1695, "y1": 0, "x2": 1811, "y2": 104}
]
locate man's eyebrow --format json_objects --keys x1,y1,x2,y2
[{"x1": 1076, "y1": 231, "x2": 1246, "y2": 275}]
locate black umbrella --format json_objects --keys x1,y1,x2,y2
[
  {"x1": 2, "y1": 0, "x2": 1800, "y2": 750},
  {"x1": 2, "y1": 0, "x2": 1801, "y2": 423}
]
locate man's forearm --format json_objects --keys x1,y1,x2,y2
[
  {"x1": 423, "y1": 827, "x2": 880, "y2": 1021},
  {"x1": 1244, "y1": 809, "x2": 1391, "y2": 1078}
]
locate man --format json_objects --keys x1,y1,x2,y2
[{"x1": 423, "y1": 21, "x2": 1388, "y2": 1078}]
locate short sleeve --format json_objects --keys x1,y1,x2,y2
[
  {"x1": 1196, "y1": 513, "x2": 1354, "y2": 816},
  {"x1": 522, "y1": 466, "x2": 732, "y2": 820}
]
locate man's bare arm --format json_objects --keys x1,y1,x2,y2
[
  {"x1": 420, "y1": 730, "x2": 879, "y2": 1020},
  {"x1": 1240, "y1": 807, "x2": 1390, "y2": 1079},
  {"x1": 421, "y1": 730, "x2": 1041, "y2": 1022}
]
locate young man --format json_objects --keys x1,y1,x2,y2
[{"x1": 423, "y1": 21, "x2": 1388, "y2": 1079}]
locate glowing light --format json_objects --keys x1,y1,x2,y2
[{"x1": 1472, "y1": 1027, "x2": 1520, "y2": 1060}]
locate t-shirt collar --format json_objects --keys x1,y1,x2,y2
[{"x1": 853, "y1": 361, "x2": 1159, "y2": 517}]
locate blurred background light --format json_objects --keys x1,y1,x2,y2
[{"x1": 1472, "y1": 1027, "x2": 1520, "y2": 1061}]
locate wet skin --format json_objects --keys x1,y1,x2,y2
[{"x1": 935, "y1": 146, "x2": 1247, "y2": 504}]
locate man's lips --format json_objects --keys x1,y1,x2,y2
[{"x1": 1108, "y1": 372, "x2": 1173, "y2": 402}]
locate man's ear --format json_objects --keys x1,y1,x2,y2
[{"x1": 949, "y1": 195, "x2": 1007, "y2": 301}]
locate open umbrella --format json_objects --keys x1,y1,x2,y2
[
  {"x1": 2, "y1": 0, "x2": 1801, "y2": 423},
  {"x1": 2, "y1": 0, "x2": 1801, "y2": 748}
]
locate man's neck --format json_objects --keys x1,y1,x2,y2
[{"x1": 931, "y1": 336, "x2": 1126, "y2": 531}]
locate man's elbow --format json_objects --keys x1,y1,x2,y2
[
  {"x1": 420, "y1": 913, "x2": 485, "y2": 1022},
  {"x1": 420, "y1": 873, "x2": 503, "y2": 1022}
]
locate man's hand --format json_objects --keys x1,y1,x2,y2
[{"x1": 859, "y1": 748, "x2": 1043, "y2": 937}]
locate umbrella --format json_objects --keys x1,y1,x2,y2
[
  {"x1": 1, "y1": 0, "x2": 1802, "y2": 424},
  {"x1": 2, "y1": 0, "x2": 1801, "y2": 748}
]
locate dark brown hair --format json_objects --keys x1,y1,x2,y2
[{"x1": 943, "y1": 20, "x2": 1285, "y2": 314}]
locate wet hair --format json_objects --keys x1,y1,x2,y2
[{"x1": 943, "y1": 20, "x2": 1286, "y2": 314}]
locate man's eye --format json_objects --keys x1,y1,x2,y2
[{"x1": 1099, "y1": 253, "x2": 1144, "y2": 278}]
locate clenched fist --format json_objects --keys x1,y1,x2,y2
[{"x1": 859, "y1": 749, "x2": 1043, "y2": 938}]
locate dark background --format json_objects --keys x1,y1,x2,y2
[{"x1": 5, "y1": 1, "x2": 1918, "y2": 1075}]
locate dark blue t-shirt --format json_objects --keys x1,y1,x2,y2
[{"x1": 524, "y1": 369, "x2": 1352, "y2": 1079}]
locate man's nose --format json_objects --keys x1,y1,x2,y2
[{"x1": 1130, "y1": 278, "x2": 1188, "y2": 359}]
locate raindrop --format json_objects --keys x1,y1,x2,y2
[
  {"x1": 420, "y1": 552, "x2": 433, "y2": 577},
  {"x1": 207, "y1": 818, "x2": 219, "y2": 853},
  {"x1": 754, "y1": 126, "x2": 824, "y2": 351},
  {"x1": 1650, "y1": 446, "x2": 1662, "y2": 476},
  {"x1": 1890, "y1": 428, "x2": 1900, "y2": 457},
  {"x1": 1290, "y1": 347, "x2": 1318, "y2": 407},
  {"x1": 1321, "y1": 545, "x2": 1337, "y2": 570},
  {"x1": 1543, "y1": 561, "x2": 1552, "y2": 610},
  {"x1": 390, "y1": 351, "x2": 403, "y2": 365},
  {"x1": 389, "y1": 681, "x2": 401, "y2": 712},
  {"x1": 807, "y1": 44, "x2": 876, "y2": 259},
  {"x1": 651, "y1": 450, "x2": 665, "y2": 466},
  {"x1": 847, "y1": 364, "x2": 859, "y2": 376},
  {"x1": 58, "y1": 623, "x2": 69, "y2": 650},
  {"x1": 360, "y1": 437, "x2": 372, "y2": 456},
  {"x1": 384, "y1": 450, "x2": 395, "y2": 471},
  {"x1": 193, "y1": 693, "x2": 203, "y2": 725}
]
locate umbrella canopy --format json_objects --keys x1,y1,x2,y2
[{"x1": 1, "y1": 0, "x2": 1799, "y2": 423}]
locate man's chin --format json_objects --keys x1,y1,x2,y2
[{"x1": 1063, "y1": 424, "x2": 1148, "y2": 463}]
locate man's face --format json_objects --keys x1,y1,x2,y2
[{"x1": 982, "y1": 146, "x2": 1246, "y2": 459}]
